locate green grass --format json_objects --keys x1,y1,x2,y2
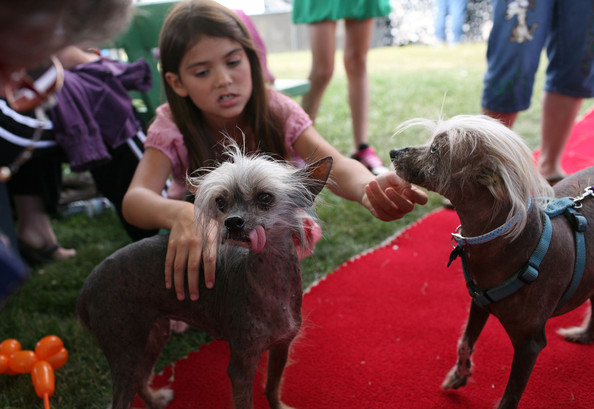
[{"x1": 1, "y1": 42, "x2": 589, "y2": 408}]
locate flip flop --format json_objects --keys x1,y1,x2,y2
[{"x1": 17, "y1": 239, "x2": 61, "y2": 265}]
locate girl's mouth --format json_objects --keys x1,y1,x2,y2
[{"x1": 218, "y1": 93, "x2": 237, "y2": 103}]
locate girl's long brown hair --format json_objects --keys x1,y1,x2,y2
[{"x1": 159, "y1": 0, "x2": 287, "y2": 172}]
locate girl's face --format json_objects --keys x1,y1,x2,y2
[{"x1": 165, "y1": 35, "x2": 253, "y2": 129}]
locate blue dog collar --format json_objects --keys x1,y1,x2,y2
[{"x1": 451, "y1": 197, "x2": 532, "y2": 246}]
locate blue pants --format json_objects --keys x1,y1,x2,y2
[
  {"x1": 435, "y1": 0, "x2": 468, "y2": 43},
  {"x1": 482, "y1": 0, "x2": 594, "y2": 113}
]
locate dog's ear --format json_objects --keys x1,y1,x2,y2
[
  {"x1": 301, "y1": 156, "x2": 333, "y2": 198},
  {"x1": 477, "y1": 164, "x2": 507, "y2": 202}
]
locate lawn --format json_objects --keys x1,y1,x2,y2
[{"x1": 0, "y1": 42, "x2": 572, "y2": 408}]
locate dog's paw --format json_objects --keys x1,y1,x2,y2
[
  {"x1": 557, "y1": 326, "x2": 594, "y2": 344},
  {"x1": 441, "y1": 366, "x2": 469, "y2": 390}
]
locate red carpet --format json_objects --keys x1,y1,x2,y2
[{"x1": 137, "y1": 109, "x2": 594, "y2": 409}]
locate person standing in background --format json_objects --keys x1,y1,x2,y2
[
  {"x1": 434, "y1": 0, "x2": 468, "y2": 45},
  {"x1": 292, "y1": 0, "x2": 391, "y2": 175},
  {"x1": 481, "y1": 0, "x2": 594, "y2": 184}
]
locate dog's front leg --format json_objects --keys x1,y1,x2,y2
[
  {"x1": 442, "y1": 301, "x2": 489, "y2": 390},
  {"x1": 497, "y1": 328, "x2": 547, "y2": 409},
  {"x1": 265, "y1": 342, "x2": 295, "y2": 409},
  {"x1": 227, "y1": 346, "x2": 261, "y2": 409}
]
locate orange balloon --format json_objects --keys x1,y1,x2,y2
[
  {"x1": 8, "y1": 350, "x2": 38, "y2": 374},
  {"x1": 45, "y1": 347, "x2": 68, "y2": 370},
  {"x1": 35, "y1": 336, "x2": 63, "y2": 361},
  {"x1": 0, "y1": 354, "x2": 7, "y2": 374},
  {"x1": 0, "y1": 339, "x2": 21, "y2": 355},
  {"x1": 31, "y1": 360, "x2": 55, "y2": 398}
]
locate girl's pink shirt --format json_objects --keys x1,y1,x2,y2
[{"x1": 145, "y1": 88, "x2": 312, "y2": 199}]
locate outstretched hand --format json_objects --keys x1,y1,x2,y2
[
  {"x1": 164, "y1": 204, "x2": 218, "y2": 302},
  {"x1": 362, "y1": 171, "x2": 428, "y2": 221}
]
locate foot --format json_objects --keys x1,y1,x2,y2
[
  {"x1": 17, "y1": 239, "x2": 76, "y2": 265},
  {"x1": 351, "y1": 146, "x2": 389, "y2": 175}
]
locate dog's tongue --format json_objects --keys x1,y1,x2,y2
[{"x1": 248, "y1": 225, "x2": 266, "y2": 252}]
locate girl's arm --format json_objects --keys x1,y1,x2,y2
[
  {"x1": 122, "y1": 148, "x2": 216, "y2": 302},
  {"x1": 293, "y1": 126, "x2": 427, "y2": 220}
]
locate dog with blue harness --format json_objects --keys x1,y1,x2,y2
[{"x1": 390, "y1": 115, "x2": 594, "y2": 409}]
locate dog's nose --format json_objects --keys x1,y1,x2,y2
[
  {"x1": 389, "y1": 149, "x2": 400, "y2": 160},
  {"x1": 225, "y1": 216, "x2": 245, "y2": 232}
]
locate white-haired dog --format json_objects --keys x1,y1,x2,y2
[
  {"x1": 390, "y1": 115, "x2": 594, "y2": 409},
  {"x1": 78, "y1": 142, "x2": 332, "y2": 409}
]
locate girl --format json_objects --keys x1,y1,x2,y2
[{"x1": 122, "y1": 0, "x2": 427, "y2": 302}]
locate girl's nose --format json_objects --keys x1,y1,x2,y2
[{"x1": 214, "y1": 68, "x2": 232, "y2": 87}]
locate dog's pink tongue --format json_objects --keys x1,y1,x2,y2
[{"x1": 249, "y1": 225, "x2": 266, "y2": 252}]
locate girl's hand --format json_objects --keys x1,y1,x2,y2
[
  {"x1": 362, "y1": 172, "x2": 428, "y2": 221},
  {"x1": 164, "y1": 204, "x2": 218, "y2": 301}
]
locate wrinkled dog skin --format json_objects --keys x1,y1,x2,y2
[
  {"x1": 78, "y1": 144, "x2": 332, "y2": 409},
  {"x1": 390, "y1": 115, "x2": 594, "y2": 409}
]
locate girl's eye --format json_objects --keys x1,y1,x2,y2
[
  {"x1": 430, "y1": 144, "x2": 439, "y2": 154},
  {"x1": 215, "y1": 196, "x2": 226, "y2": 211},
  {"x1": 257, "y1": 192, "x2": 274, "y2": 208},
  {"x1": 227, "y1": 58, "x2": 241, "y2": 68}
]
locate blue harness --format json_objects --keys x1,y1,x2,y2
[{"x1": 447, "y1": 187, "x2": 592, "y2": 309}]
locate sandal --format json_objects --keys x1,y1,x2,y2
[{"x1": 17, "y1": 239, "x2": 62, "y2": 265}]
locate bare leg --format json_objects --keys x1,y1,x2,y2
[
  {"x1": 482, "y1": 109, "x2": 518, "y2": 129},
  {"x1": 13, "y1": 194, "x2": 75, "y2": 260},
  {"x1": 537, "y1": 92, "x2": 582, "y2": 180},
  {"x1": 301, "y1": 21, "x2": 337, "y2": 122},
  {"x1": 343, "y1": 18, "x2": 374, "y2": 149}
]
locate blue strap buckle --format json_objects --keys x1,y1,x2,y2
[
  {"x1": 566, "y1": 209, "x2": 588, "y2": 232},
  {"x1": 519, "y1": 263, "x2": 539, "y2": 283}
]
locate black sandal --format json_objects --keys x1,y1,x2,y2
[{"x1": 17, "y1": 239, "x2": 60, "y2": 265}]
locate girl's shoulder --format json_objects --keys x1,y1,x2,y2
[
  {"x1": 145, "y1": 103, "x2": 185, "y2": 156},
  {"x1": 267, "y1": 88, "x2": 309, "y2": 120},
  {"x1": 266, "y1": 87, "x2": 312, "y2": 148}
]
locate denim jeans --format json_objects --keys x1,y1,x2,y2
[
  {"x1": 482, "y1": 0, "x2": 594, "y2": 112},
  {"x1": 434, "y1": 0, "x2": 468, "y2": 43}
]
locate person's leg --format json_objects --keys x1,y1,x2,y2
[
  {"x1": 301, "y1": 21, "x2": 337, "y2": 122},
  {"x1": 343, "y1": 17, "x2": 374, "y2": 149},
  {"x1": 450, "y1": 0, "x2": 468, "y2": 44},
  {"x1": 90, "y1": 135, "x2": 158, "y2": 241},
  {"x1": 5, "y1": 145, "x2": 75, "y2": 262},
  {"x1": 538, "y1": 0, "x2": 594, "y2": 181},
  {"x1": 14, "y1": 194, "x2": 76, "y2": 260},
  {"x1": 434, "y1": 0, "x2": 448, "y2": 43},
  {"x1": 343, "y1": 17, "x2": 388, "y2": 175},
  {"x1": 482, "y1": 110, "x2": 518, "y2": 128},
  {"x1": 538, "y1": 94, "x2": 582, "y2": 180},
  {"x1": 482, "y1": 0, "x2": 552, "y2": 125}
]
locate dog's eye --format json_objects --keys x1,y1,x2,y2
[
  {"x1": 430, "y1": 143, "x2": 439, "y2": 154},
  {"x1": 257, "y1": 192, "x2": 274, "y2": 208},
  {"x1": 215, "y1": 196, "x2": 226, "y2": 212}
]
